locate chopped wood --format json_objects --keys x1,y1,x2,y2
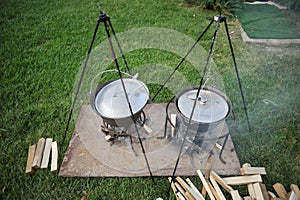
[
  {"x1": 51, "y1": 141, "x2": 58, "y2": 172},
  {"x1": 241, "y1": 166, "x2": 266, "y2": 175},
  {"x1": 248, "y1": 184, "x2": 256, "y2": 199},
  {"x1": 242, "y1": 163, "x2": 251, "y2": 168},
  {"x1": 243, "y1": 196, "x2": 253, "y2": 200},
  {"x1": 186, "y1": 178, "x2": 204, "y2": 200},
  {"x1": 210, "y1": 170, "x2": 234, "y2": 193},
  {"x1": 197, "y1": 169, "x2": 216, "y2": 200},
  {"x1": 223, "y1": 174, "x2": 262, "y2": 185},
  {"x1": 202, "y1": 153, "x2": 212, "y2": 197},
  {"x1": 25, "y1": 144, "x2": 36, "y2": 174},
  {"x1": 32, "y1": 138, "x2": 46, "y2": 169},
  {"x1": 175, "y1": 182, "x2": 188, "y2": 199},
  {"x1": 170, "y1": 114, "x2": 176, "y2": 137},
  {"x1": 253, "y1": 182, "x2": 269, "y2": 200},
  {"x1": 273, "y1": 183, "x2": 288, "y2": 199},
  {"x1": 230, "y1": 190, "x2": 243, "y2": 200},
  {"x1": 260, "y1": 183, "x2": 270, "y2": 200},
  {"x1": 41, "y1": 138, "x2": 53, "y2": 168},
  {"x1": 168, "y1": 177, "x2": 180, "y2": 200},
  {"x1": 143, "y1": 124, "x2": 153, "y2": 134},
  {"x1": 208, "y1": 182, "x2": 220, "y2": 200},
  {"x1": 209, "y1": 175, "x2": 226, "y2": 200},
  {"x1": 176, "y1": 177, "x2": 203, "y2": 200},
  {"x1": 290, "y1": 184, "x2": 300, "y2": 199},
  {"x1": 177, "y1": 192, "x2": 186, "y2": 200},
  {"x1": 288, "y1": 191, "x2": 298, "y2": 200},
  {"x1": 268, "y1": 191, "x2": 277, "y2": 198}
]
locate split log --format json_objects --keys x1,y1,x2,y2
[
  {"x1": 32, "y1": 138, "x2": 46, "y2": 169},
  {"x1": 25, "y1": 144, "x2": 36, "y2": 173}
]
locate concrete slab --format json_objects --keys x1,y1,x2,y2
[{"x1": 59, "y1": 104, "x2": 241, "y2": 177}]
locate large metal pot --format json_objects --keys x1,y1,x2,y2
[
  {"x1": 90, "y1": 78, "x2": 149, "y2": 127},
  {"x1": 175, "y1": 86, "x2": 232, "y2": 132}
]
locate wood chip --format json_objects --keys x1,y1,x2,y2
[
  {"x1": 32, "y1": 138, "x2": 46, "y2": 169},
  {"x1": 25, "y1": 144, "x2": 36, "y2": 173}
]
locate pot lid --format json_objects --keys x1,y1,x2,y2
[
  {"x1": 94, "y1": 78, "x2": 149, "y2": 119},
  {"x1": 177, "y1": 87, "x2": 230, "y2": 123}
]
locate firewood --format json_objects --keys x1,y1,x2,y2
[
  {"x1": 175, "y1": 182, "x2": 189, "y2": 199},
  {"x1": 41, "y1": 138, "x2": 53, "y2": 168},
  {"x1": 223, "y1": 175, "x2": 262, "y2": 185},
  {"x1": 243, "y1": 196, "x2": 253, "y2": 200},
  {"x1": 202, "y1": 153, "x2": 212, "y2": 197},
  {"x1": 240, "y1": 166, "x2": 266, "y2": 175},
  {"x1": 209, "y1": 175, "x2": 226, "y2": 200},
  {"x1": 247, "y1": 184, "x2": 256, "y2": 199},
  {"x1": 197, "y1": 170, "x2": 216, "y2": 200},
  {"x1": 288, "y1": 191, "x2": 297, "y2": 200},
  {"x1": 32, "y1": 138, "x2": 46, "y2": 169},
  {"x1": 230, "y1": 190, "x2": 243, "y2": 200},
  {"x1": 273, "y1": 183, "x2": 288, "y2": 199},
  {"x1": 210, "y1": 170, "x2": 234, "y2": 193},
  {"x1": 51, "y1": 141, "x2": 58, "y2": 172},
  {"x1": 168, "y1": 177, "x2": 180, "y2": 200},
  {"x1": 170, "y1": 114, "x2": 176, "y2": 137},
  {"x1": 176, "y1": 177, "x2": 204, "y2": 200},
  {"x1": 268, "y1": 191, "x2": 277, "y2": 198},
  {"x1": 177, "y1": 192, "x2": 186, "y2": 200},
  {"x1": 186, "y1": 178, "x2": 204, "y2": 200},
  {"x1": 290, "y1": 184, "x2": 300, "y2": 199},
  {"x1": 253, "y1": 182, "x2": 269, "y2": 200},
  {"x1": 25, "y1": 144, "x2": 36, "y2": 174}
]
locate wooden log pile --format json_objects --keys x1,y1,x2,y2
[
  {"x1": 169, "y1": 163, "x2": 300, "y2": 200},
  {"x1": 25, "y1": 138, "x2": 58, "y2": 174}
]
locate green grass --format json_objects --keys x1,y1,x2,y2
[
  {"x1": 1, "y1": 0, "x2": 299, "y2": 199},
  {"x1": 235, "y1": 3, "x2": 300, "y2": 39}
]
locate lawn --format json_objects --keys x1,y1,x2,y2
[
  {"x1": 236, "y1": 3, "x2": 300, "y2": 39},
  {"x1": 0, "y1": 0, "x2": 299, "y2": 199}
]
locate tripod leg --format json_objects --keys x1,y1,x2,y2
[
  {"x1": 61, "y1": 18, "x2": 102, "y2": 152},
  {"x1": 224, "y1": 18, "x2": 251, "y2": 131}
]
